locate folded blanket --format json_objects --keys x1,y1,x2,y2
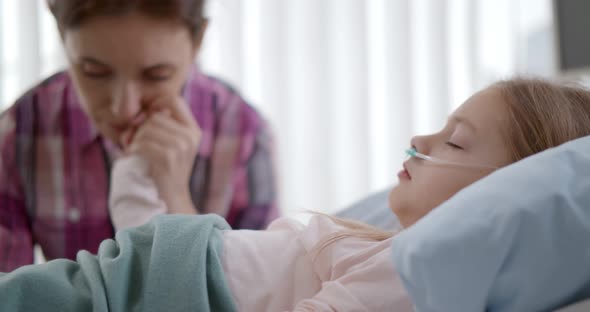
[{"x1": 0, "y1": 214, "x2": 237, "y2": 312}]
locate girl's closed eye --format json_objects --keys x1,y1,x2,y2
[{"x1": 446, "y1": 141, "x2": 463, "y2": 149}]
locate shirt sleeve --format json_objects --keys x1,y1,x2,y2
[
  {"x1": 232, "y1": 119, "x2": 280, "y2": 230},
  {"x1": 108, "y1": 155, "x2": 167, "y2": 232},
  {"x1": 221, "y1": 217, "x2": 322, "y2": 311},
  {"x1": 0, "y1": 108, "x2": 34, "y2": 272},
  {"x1": 223, "y1": 215, "x2": 413, "y2": 311}
]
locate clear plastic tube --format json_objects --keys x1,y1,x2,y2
[{"x1": 405, "y1": 148, "x2": 499, "y2": 169}]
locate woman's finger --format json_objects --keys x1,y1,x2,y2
[{"x1": 133, "y1": 123, "x2": 191, "y2": 154}]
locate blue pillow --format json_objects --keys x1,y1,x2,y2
[{"x1": 392, "y1": 135, "x2": 590, "y2": 312}]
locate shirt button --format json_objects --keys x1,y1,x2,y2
[{"x1": 69, "y1": 208, "x2": 81, "y2": 223}]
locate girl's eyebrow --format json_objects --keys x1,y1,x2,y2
[{"x1": 448, "y1": 115, "x2": 477, "y2": 133}]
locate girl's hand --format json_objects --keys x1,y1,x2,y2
[{"x1": 127, "y1": 95, "x2": 201, "y2": 214}]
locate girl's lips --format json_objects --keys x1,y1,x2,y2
[{"x1": 397, "y1": 163, "x2": 412, "y2": 180}]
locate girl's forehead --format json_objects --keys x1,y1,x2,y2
[{"x1": 453, "y1": 88, "x2": 508, "y2": 131}]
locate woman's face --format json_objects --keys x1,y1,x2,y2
[
  {"x1": 389, "y1": 87, "x2": 514, "y2": 228},
  {"x1": 63, "y1": 12, "x2": 201, "y2": 146}
]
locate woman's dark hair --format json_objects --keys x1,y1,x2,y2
[{"x1": 47, "y1": 0, "x2": 206, "y2": 40}]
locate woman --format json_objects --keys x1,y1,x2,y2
[
  {"x1": 0, "y1": 0, "x2": 278, "y2": 272},
  {"x1": 2, "y1": 78, "x2": 590, "y2": 311}
]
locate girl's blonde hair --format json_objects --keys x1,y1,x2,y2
[
  {"x1": 494, "y1": 78, "x2": 590, "y2": 162},
  {"x1": 312, "y1": 77, "x2": 590, "y2": 254}
]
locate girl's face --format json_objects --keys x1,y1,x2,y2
[
  {"x1": 63, "y1": 12, "x2": 202, "y2": 146},
  {"x1": 390, "y1": 87, "x2": 513, "y2": 228}
]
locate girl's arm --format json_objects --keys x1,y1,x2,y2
[
  {"x1": 222, "y1": 215, "x2": 413, "y2": 311},
  {"x1": 291, "y1": 216, "x2": 414, "y2": 311},
  {"x1": 109, "y1": 155, "x2": 167, "y2": 231}
]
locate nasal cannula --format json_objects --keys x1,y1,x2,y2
[{"x1": 405, "y1": 148, "x2": 499, "y2": 169}]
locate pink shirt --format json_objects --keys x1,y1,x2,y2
[
  {"x1": 0, "y1": 69, "x2": 278, "y2": 272},
  {"x1": 110, "y1": 157, "x2": 413, "y2": 311}
]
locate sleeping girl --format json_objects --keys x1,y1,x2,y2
[{"x1": 2, "y1": 78, "x2": 590, "y2": 311}]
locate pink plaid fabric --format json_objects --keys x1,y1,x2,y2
[{"x1": 0, "y1": 69, "x2": 278, "y2": 272}]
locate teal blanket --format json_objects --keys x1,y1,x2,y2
[{"x1": 0, "y1": 214, "x2": 237, "y2": 312}]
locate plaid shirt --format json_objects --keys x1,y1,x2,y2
[{"x1": 0, "y1": 69, "x2": 278, "y2": 272}]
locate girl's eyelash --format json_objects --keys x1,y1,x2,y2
[{"x1": 446, "y1": 141, "x2": 463, "y2": 149}]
